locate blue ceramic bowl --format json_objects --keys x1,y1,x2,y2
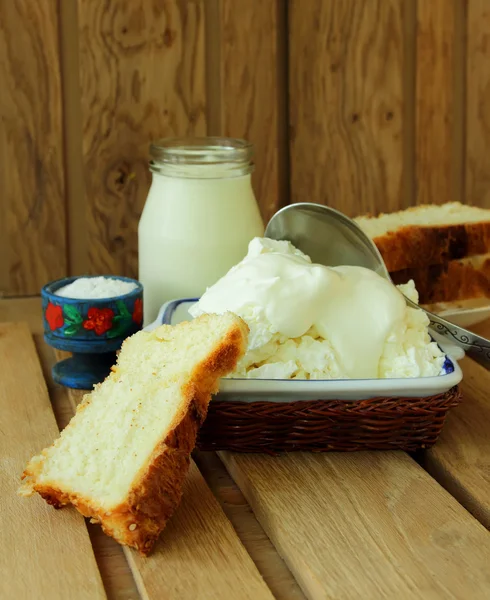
[
  {"x1": 41, "y1": 275, "x2": 143, "y2": 389},
  {"x1": 42, "y1": 275, "x2": 143, "y2": 353}
]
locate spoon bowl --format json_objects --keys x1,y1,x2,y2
[
  {"x1": 265, "y1": 203, "x2": 390, "y2": 277},
  {"x1": 265, "y1": 202, "x2": 490, "y2": 370}
]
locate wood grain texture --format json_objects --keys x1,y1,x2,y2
[
  {"x1": 78, "y1": 0, "x2": 206, "y2": 277},
  {"x1": 0, "y1": 1, "x2": 66, "y2": 294},
  {"x1": 211, "y1": 0, "x2": 287, "y2": 222},
  {"x1": 0, "y1": 298, "x2": 75, "y2": 430},
  {"x1": 63, "y1": 385, "x2": 273, "y2": 600},
  {"x1": 221, "y1": 450, "x2": 490, "y2": 599},
  {"x1": 60, "y1": 0, "x2": 89, "y2": 275},
  {"x1": 0, "y1": 323, "x2": 105, "y2": 599},
  {"x1": 466, "y1": 0, "x2": 490, "y2": 208},
  {"x1": 423, "y1": 331, "x2": 490, "y2": 529},
  {"x1": 3, "y1": 298, "x2": 490, "y2": 597},
  {"x1": 0, "y1": 296, "x2": 43, "y2": 335},
  {"x1": 36, "y1": 344, "x2": 73, "y2": 432},
  {"x1": 194, "y1": 450, "x2": 306, "y2": 600},
  {"x1": 126, "y1": 461, "x2": 274, "y2": 600},
  {"x1": 289, "y1": 0, "x2": 406, "y2": 217},
  {"x1": 415, "y1": 0, "x2": 458, "y2": 205}
]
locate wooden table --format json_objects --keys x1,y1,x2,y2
[{"x1": 1, "y1": 297, "x2": 490, "y2": 599}]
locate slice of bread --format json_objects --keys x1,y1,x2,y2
[
  {"x1": 20, "y1": 312, "x2": 248, "y2": 555},
  {"x1": 390, "y1": 254, "x2": 490, "y2": 304},
  {"x1": 355, "y1": 202, "x2": 490, "y2": 271}
]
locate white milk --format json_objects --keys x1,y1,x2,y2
[{"x1": 138, "y1": 139, "x2": 264, "y2": 324}]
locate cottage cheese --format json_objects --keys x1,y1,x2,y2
[{"x1": 189, "y1": 238, "x2": 445, "y2": 379}]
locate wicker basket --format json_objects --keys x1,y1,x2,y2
[{"x1": 196, "y1": 386, "x2": 462, "y2": 453}]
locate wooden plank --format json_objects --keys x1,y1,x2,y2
[
  {"x1": 289, "y1": 0, "x2": 406, "y2": 216},
  {"x1": 59, "y1": 0, "x2": 89, "y2": 276},
  {"x1": 127, "y1": 462, "x2": 274, "y2": 600},
  {"x1": 194, "y1": 451, "x2": 306, "y2": 600},
  {"x1": 208, "y1": 0, "x2": 287, "y2": 222},
  {"x1": 35, "y1": 342, "x2": 74, "y2": 432},
  {"x1": 466, "y1": 0, "x2": 490, "y2": 208},
  {"x1": 78, "y1": 0, "x2": 206, "y2": 276},
  {"x1": 0, "y1": 1, "x2": 67, "y2": 294},
  {"x1": 423, "y1": 316, "x2": 490, "y2": 529},
  {"x1": 0, "y1": 296, "x2": 43, "y2": 334},
  {"x1": 0, "y1": 298, "x2": 74, "y2": 430},
  {"x1": 64, "y1": 388, "x2": 273, "y2": 600},
  {"x1": 424, "y1": 357, "x2": 490, "y2": 528},
  {"x1": 415, "y1": 0, "x2": 460, "y2": 205},
  {"x1": 0, "y1": 323, "x2": 105, "y2": 599},
  {"x1": 220, "y1": 451, "x2": 490, "y2": 599},
  {"x1": 4, "y1": 314, "x2": 138, "y2": 599}
]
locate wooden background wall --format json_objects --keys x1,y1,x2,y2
[{"x1": 1, "y1": 0, "x2": 489, "y2": 296}]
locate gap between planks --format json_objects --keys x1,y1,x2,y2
[{"x1": 194, "y1": 450, "x2": 306, "y2": 600}]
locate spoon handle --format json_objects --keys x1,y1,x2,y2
[{"x1": 406, "y1": 299, "x2": 490, "y2": 370}]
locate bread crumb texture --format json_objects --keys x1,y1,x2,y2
[
  {"x1": 355, "y1": 202, "x2": 490, "y2": 271},
  {"x1": 355, "y1": 202, "x2": 490, "y2": 238},
  {"x1": 20, "y1": 312, "x2": 248, "y2": 555}
]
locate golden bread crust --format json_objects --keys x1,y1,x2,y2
[
  {"x1": 391, "y1": 256, "x2": 490, "y2": 304},
  {"x1": 375, "y1": 222, "x2": 490, "y2": 272},
  {"x1": 21, "y1": 317, "x2": 248, "y2": 555}
]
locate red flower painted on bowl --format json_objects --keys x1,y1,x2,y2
[
  {"x1": 132, "y1": 298, "x2": 143, "y2": 325},
  {"x1": 83, "y1": 307, "x2": 115, "y2": 336},
  {"x1": 45, "y1": 302, "x2": 64, "y2": 331}
]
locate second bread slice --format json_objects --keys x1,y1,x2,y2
[
  {"x1": 355, "y1": 202, "x2": 490, "y2": 271},
  {"x1": 20, "y1": 312, "x2": 248, "y2": 555},
  {"x1": 391, "y1": 254, "x2": 490, "y2": 304}
]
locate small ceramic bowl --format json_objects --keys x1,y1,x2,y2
[{"x1": 42, "y1": 275, "x2": 143, "y2": 389}]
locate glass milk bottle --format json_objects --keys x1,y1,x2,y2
[{"x1": 138, "y1": 137, "x2": 265, "y2": 324}]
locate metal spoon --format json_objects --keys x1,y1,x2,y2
[{"x1": 265, "y1": 202, "x2": 490, "y2": 370}]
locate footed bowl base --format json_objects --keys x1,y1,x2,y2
[{"x1": 53, "y1": 352, "x2": 116, "y2": 390}]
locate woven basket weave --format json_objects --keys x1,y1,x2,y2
[{"x1": 196, "y1": 386, "x2": 462, "y2": 453}]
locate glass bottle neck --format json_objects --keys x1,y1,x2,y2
[
  {"x1": 150, "y1": 162, "x2": 253, "y2": 179},
  {"x1": 149, "y1": 137, "x2": 254, "y2": 179}
]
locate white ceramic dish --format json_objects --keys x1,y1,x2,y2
[
  {"x1": 422, "y1": 299, "x2": 490, "y2": 328},
  {"x1": 145, "y1": 299, "x2": 463, "y2": 401}
]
